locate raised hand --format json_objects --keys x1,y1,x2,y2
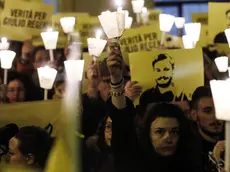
[{"x1": 125, "y1": 81, "x2": 142, "y2": 102}]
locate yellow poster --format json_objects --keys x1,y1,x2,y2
[
  {"x1": 148, "y1": 9, "x2": 161, "y2": 24},
  {"x1": 129, "y1": 48, "x2": 204, "y2": 105},
  {"x1": 209, "y1": 3, "x2": 230, "y2": 44},
  {"x1": 0, "y1": 100, "x2": 62, "y2": 137},
  {"x1": 120, "y1": 24, "x2": 161, "y2": 53},
  {"x1": 192, "y1": 12, "x2": 208, "y2": 25},
  {"x1": 0, "y1": 0, "x2": 53, "y2": 41},
  {"x1": 192, "y1": 12, "x2": 209, "y2": 47},
  {"x1": 77, "y1": 16, "x2": 102, "y2": 48}
]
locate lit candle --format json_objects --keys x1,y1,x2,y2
[
  {"x1": 0, "y1": 50, "x2": 16, "y2": 84},
  {"x1": 141, "y1": 7, "x2": 149, "y2": 25},
  {"x1": 131, "y1": 0, "x2": 144, "y2": 24},
  {"x1": 87, "y1": 29, "x2": 107, "y2": 60},
  {"x1": 225, "y1": 28, "x2": 230, "y2": 48},
  {"x1": 175, "y1": 17, "x2": 185, "y2": 29},
  {"x1": 0, "y1": 37, "x2": 10, "y2": 50},
  {"x1": 116, "y1": 0, "x2": 123, "y2": 12},
  {"x1": 182, "y1": 35, "x2": 195, "y2": 49},
  {"x1": 41, "y1": 28, "x2": 59, "y2": 61},
  {"x1": 60, "y1": 17, "x2": 76, "y2": 34},
  {"x1": 184, "y1": 23, "x2": 201, "y2": 47},
  {"x1": 96, "y1": 29, "x2": 102, "y2": 40},
  {"x1": 214, "y1": 56, "x2": 228, "y2": 72},
  {"x1": 37, "y1": 65, "x2": 57, "y2": 100},
  {"x1": 159, "y1": 14, "x2": 175, "y2": 45}
]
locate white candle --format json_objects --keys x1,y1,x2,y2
[
  {"x1": 214, "y1": 56, "x2": 228, "y2": 72},
  {"x1": 225, "y1": 28, "x2": 230, "y2": 48},
  {"x1": 116, "y1": 0, "x2": 123, "y2": 12},
  {"x1": 41, "y1": 28, "x2": 59, "y2": 50},
  {"x1": 0, "y1": 37, "x2": 10, "y2": 50},
  {"x1": 184, "y1": 23, "x2": 201, "y2": 46},
  {"x1": 175, "y1": 17, "x2": 185, "y2": 29},
  {"x1": 141, "y1": 7, "x2": 149, "y2": 25},
  {"x1": 60, "y1": 17, "x2": 76, "y2": 34},
  {"x1": 182, "y1": 35, "x2": 195, "y2": 49},
  {"x1": 96, "y1": 29, "x2": 102, "y2": 40},
  {"x1": 87, "y1": 30, "x2": 107, "y2": 58}
]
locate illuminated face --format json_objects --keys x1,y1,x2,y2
[
  {"x1": 195, "y1": 97, "x2": 224, "y2": 136},
  {"x1": 153, "y1": 59, "x2": 173, "y2": 88},
  {"x1": 7, "y1": 80, "x2": 25, "y2": 103},
  {"x1": 104, "y1": 117, "x2": 112, "y2": 147},
  {"x1": 150, "y1": 117, "x2": 179, "y2": 156}
]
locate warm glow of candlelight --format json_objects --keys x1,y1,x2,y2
[
  {"x1": 142, "y1": 7, "x2": 147, "y2": 13},
  {"x1": 96, "y1": 29, "x2": 102, "y2": 39},
  {"x1": 47, "y1": 28, "x2": 53, "y2": 32},
  {"x1": 1, "y1": 37, "x2": 7, "y2": 44},
  {"x1": 116, "y1": 0, "x2": 122, "y2": 9}
]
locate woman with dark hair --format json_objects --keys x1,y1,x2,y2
[
  {"x1": 104, "y1": 44, "x2": 203, "y2": 172},
  {"x1": 85, "y1": 116, "x2": 115, "y2": 172},
  {"x1": 7, "y1": 126, "x2": 53, "y2": 170}
]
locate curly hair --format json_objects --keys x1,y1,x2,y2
[{"x1": 152, "y1": 54, "x2": 175, "y2": 70}]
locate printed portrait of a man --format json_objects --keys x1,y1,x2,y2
[{"x1": 139, "y1": 53, "x2": 187, "y2": 107}]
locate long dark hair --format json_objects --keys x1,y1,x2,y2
[{"x1": 139, "y1": 103, "x2": 191, "y2": 165}]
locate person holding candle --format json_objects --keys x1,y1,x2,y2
[
  {"x1": 190, "y1": 86, "x2": 225, "y2": 172},
  {"x1": 103, "y1": 46, "x2": 203, "y2": 172}
]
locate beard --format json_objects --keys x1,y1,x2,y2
[
  {"x1": 198, "y1": 121, "x2": 223, "y2": 137},
  {"x1": 156, "y1": 77, "x2": 172, "y2": 88}
]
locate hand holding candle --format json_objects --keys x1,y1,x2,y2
[
  {"x1": 141, "y1": 7, "x2": 149, "y2": 25},
  {"x1": 87, "y1": 29, "x2": 107, "y2": 61}
]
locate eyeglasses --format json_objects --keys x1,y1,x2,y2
[{"x1": 105, "y1": 123, "x2": 112, "y2": 133}]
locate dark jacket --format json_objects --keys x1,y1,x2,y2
[
  {"x1": 82, "y1": 93, "x2": 106, "y2": 139},
  {"x1": 85, "y1": 116, "x2": 116, "y2": 172}
]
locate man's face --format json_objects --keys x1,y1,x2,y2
[
  {"x1": 196, "y1": 97, "x2": 224, "y2": 136},
  {"x1": 153, "y1": 59, "x2": 173, "y2": 88},
  {"x1": 150, "y1": 117, "x2": 179, "y2": 156}
]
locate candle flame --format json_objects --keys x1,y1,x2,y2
[
  {"x1": 1, "y1": 37, "x2": 7, "y2": 44},
  {"x1": 142, "y1": 7, "x2": 147, "y2": 13},
  {"x1": 116, "y1": 0, "x2": 122, "y2": 8},
  {"x1": 47, "y1": 28, "x2": 53, "y2": 32},
  {"x1": 96, "y1": 30, "x2": 102, "y2": 39}
]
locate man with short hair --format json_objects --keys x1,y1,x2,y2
[
  {"x1": 140, "y1": 53, "x2": 187, "y2": 108},
  {"x1": 190, "y1": 86, "x2": 224, "y2": 172}
]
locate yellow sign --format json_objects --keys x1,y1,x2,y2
[
  {"x1": 120, "y1": 24, "x2": 161, "y2": 53},
  {"x1": 192, "y1": 12, "x2": 208, "y2": 25},
  {"x1": 129, "y1": 48, "x2": 204, "y2": 105},
  {"x1": 209, "y1": 2, "x2": 230, "y2": 43},
  {"x1": 0, "y1": 100, "x2": 61, "y2": 137},
  {"x1": 77, "y1": 16, "x2": 102, "y2": 48},
  {"x1": 192, "y1": 12, "x2": 209, "y2": 47},
  {"x1": 0, "y1": 0, "x2": 53, "y2": 41},
  {"x1": 148, "y1": 9, "x2": 161, "y2": 24}
]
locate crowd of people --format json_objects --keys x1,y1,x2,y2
[{"x1": 0, "y1": 34, "x2": 227, "y2": 172}]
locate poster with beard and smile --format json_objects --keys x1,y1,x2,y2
[{"x1": 129, "y1": 48, "x2": 204, "y2": 106}]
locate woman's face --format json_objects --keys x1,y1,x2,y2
[
  {"x1": 7, "y1": 80, "x2": 25, "y2": 103},
  {"x1": 150, "y1": 117, "x2": 180, "y2": 157},
  {"x1": 104, "y1": 117, "x2": 112, "y2": 147}
]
